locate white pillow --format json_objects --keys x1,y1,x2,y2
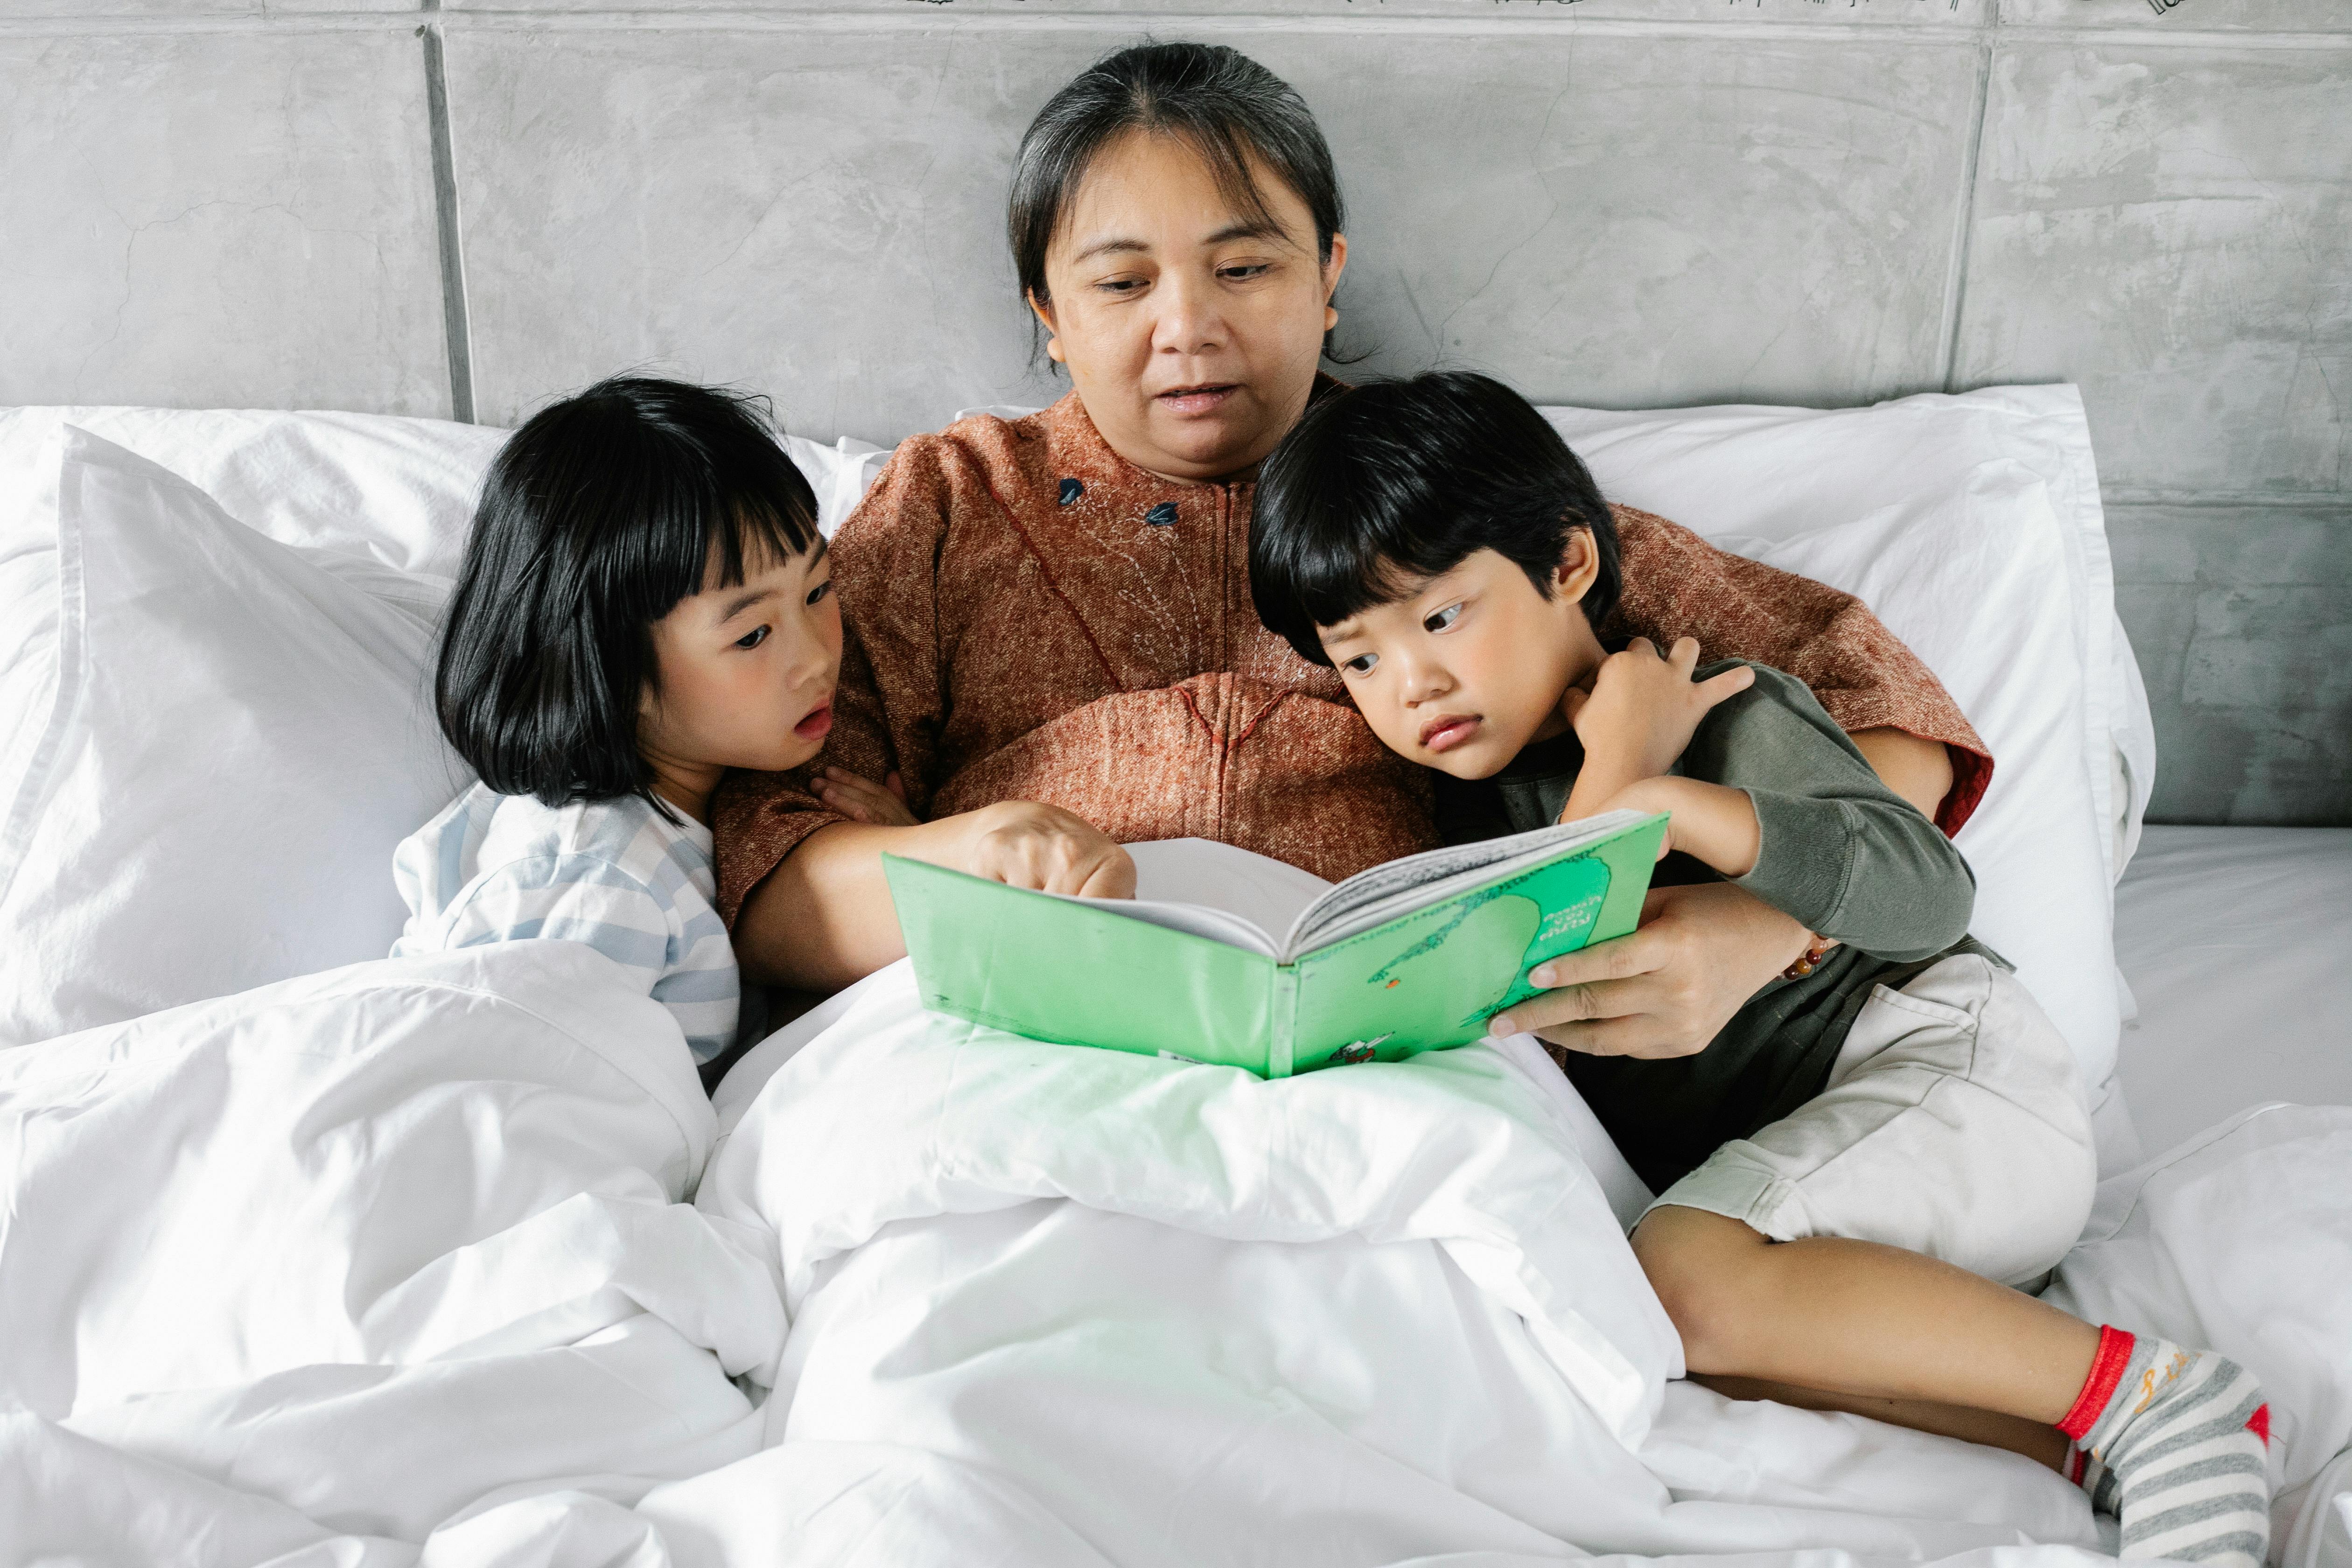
[
  {"x1": 0, "y1": 406, "x2": 882, "y2": 597},
  {"x1": 1542, "y1": 386, "x2": 2136, "y2": 1097},
  {"x1": 0, "y1": 429, "x2": 465, "y2": 1045}
]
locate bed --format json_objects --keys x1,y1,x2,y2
[{"x1": 0, "y1": 392, "x2": 2345, "y2": 1568}]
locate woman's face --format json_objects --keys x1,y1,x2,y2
[{"x1": 1031, "y1": 130, "x2": 1347, "y2": 485}]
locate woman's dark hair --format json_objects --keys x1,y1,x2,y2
[
  {"x1": 1008, "y1": 41, "x2": 1348, "y2": 364},
  {"x1": 434, "y1": 375, "x2": 819, "y2": 812},
  {"x1": 1250, "y1": 371, "x2": 1620, "y2": 667}
]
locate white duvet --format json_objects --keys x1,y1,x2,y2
[{"x1": 2, "y1": 935, "x2": 2345, "y2": 1568}]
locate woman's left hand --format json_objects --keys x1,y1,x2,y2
[
  {"x1": 814, "y1": 766, "x2": 919, "y2": 827},
  {"x1": 1488, "y1": 881, "x2": 1811, "y2": 1057}
]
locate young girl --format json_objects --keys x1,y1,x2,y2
[{"x1": 391, "y1": 376, "x2": 910, "y2": 1067}]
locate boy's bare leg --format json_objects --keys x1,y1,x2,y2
[
  {"x1": 1631, "y1": 1204, "x2": 2099, "y2": 1435},
  {"x1": 1692, "y1": 1374, "x2": 2071, "y2": 1470}
]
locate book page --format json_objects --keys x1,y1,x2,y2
[
  {"x1": 1126, "y1": 838, "x2": 1330, "y2": 938},
  {"x1": 1282, "y1": 810, "x2": 1652, "y2": 958}
]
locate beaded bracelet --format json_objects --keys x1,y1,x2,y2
[{"x1": 1782, "y1": 936, "x2": 1834, "y2": 981}]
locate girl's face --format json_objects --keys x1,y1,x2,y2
[
  {"x1": 637, "y1": 536, "x2": 842, "y2": 817},
  {"x1": 1030, "y1": 130, "x2": 1347, "y2": 485}
]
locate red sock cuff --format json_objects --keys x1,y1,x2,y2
[{"x1": 2058, "y1": 1325, "x2": 2137, "y2": 1442}]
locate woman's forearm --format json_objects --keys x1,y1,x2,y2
[
  {"x1": 732, "y1": 800, "x2": 1138, "y2": 991},
  {"x1": 1849, "y1": 728, "x2": 1954, "y2": 825},
  {"x1": 732, "y1": 817, "x2": 972, "y2": 991}
]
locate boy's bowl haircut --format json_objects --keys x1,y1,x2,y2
[{"x1": 1249, "y1": 371, "x2": 1619, "y2": 666}]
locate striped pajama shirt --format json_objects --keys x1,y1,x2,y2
[{"x1": 392, "y1": 783, "x2": 738, "y2": 1064}]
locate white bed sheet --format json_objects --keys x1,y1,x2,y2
[
  {"x1": 4, "y1": 840, "x2": 2349, "y2": 1568},
  {"x1": 2111, "y1": 826, "x2": 2352, "y2": 1157}
]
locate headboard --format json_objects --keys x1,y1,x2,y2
[{"x1": 1, "y1": 0, "x2": 2343, "y2": 824}]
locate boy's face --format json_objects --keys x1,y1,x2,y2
[{"x1": 1317, "y1": 541, "x2": 1603, "y2": 781}]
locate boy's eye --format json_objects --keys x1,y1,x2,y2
[
  {"x1": 1342, "y1": 651, "x2": 1379, "y2": 675},
  {"x1": 735, "y1": 624, "x2": 770, "y2": 650},
  {"x1": 1423, "y1": 603, "x2": 1463, "y2": 634},
  {"x1": 805, "y1": 578, "x2": 833, "y2": 607}
]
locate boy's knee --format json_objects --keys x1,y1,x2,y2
[{"x1": 1631, "y1": 1204, "x2": 1772, "y2": 1375}]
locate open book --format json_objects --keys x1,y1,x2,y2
[{"x1": 882, "y1": 809, "x2": 1667, "y2": 1077}]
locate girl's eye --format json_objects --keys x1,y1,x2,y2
[
  {"x1": 1423, "y1": 603, "x2": 1463, "y2": 634},
  {"x1": 805, "y1": 578, "x2": 833, "y2": 607},
  {"x1": 735, "y1": 625, "x2": 770, "y2": 651},
  {"x1": 1342, "y1": 651, "x2": 1379, "y2": 676}
]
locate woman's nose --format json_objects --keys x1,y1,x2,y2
[{"x1": 1151, "y1": 268, "x2": 1226, "y2": 356}]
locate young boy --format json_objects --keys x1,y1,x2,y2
[{"x1": 1250, "y1": 371, "x2": 2272, "y2": 1568}]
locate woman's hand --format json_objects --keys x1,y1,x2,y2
[
  {"x1": 1487, "y1": 881, "x2": 1812, "y2": 1057},
  {"x1": 1559, "y1": 638, "x2": 1754, "y2": 811},
  {"x1": 814, "y1": 766, "x2": 919, "y2": 827},
  {"x1": 957, "y1": 800, "x2": 1136, "y2": 899}
]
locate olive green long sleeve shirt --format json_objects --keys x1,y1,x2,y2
[{"x1": 1435, "y1": 660, "x2": 1996, "y2": 1194}]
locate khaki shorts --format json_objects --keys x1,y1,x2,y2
[{"x1": 1647, "y1": 952, "x2": 2098, "y2": 1287}]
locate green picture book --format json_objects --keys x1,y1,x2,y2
[{"x1": 882, "y1": 808, "x2": 1668, "y2": 1078}]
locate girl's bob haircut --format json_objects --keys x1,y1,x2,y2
[
  {"x1": 434, "y1": 374, "x2": 819, "y2": 811},
  {"x1": 1250, "y1": 371, "x2": 1621, "y2": 668},
  {"x1": 1008, "y1": 40, "x2": 1348, "y2": 364}
]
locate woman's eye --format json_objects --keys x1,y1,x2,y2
[
  {"x1": 805, "y1": 579, "x2": 833, "y2": 607},
  {"x1": 1096, "y1": 277, "x2": 1145, "y2": 295},
  {"x1": 735, "y1": 624, "x2": 770, "y2": 650},
  {"x1": 1220, "y1": 263, "x2": 1272, "y2": 282},
  {"x1": 1423, "y1": 603, "x2": 1463, "y2": 634},
  {"x1": 1343, "y1": 651, "x2": 1379, "y2": 675}
]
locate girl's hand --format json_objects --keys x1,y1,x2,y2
[
  {"x1": 1565, "y1": 637, "x2": 1754, "y2": 790},
  {"x1": 815, "y1": 766, "x2": 919, "y2": 827}
]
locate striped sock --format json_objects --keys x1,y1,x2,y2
[{"x1": 2058, "y1": 1326, "x2": 2272, "y2": 1568}]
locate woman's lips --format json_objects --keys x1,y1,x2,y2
[
  {"x1": 1420, "y1": 715, "x2": 1480, "y2": 753},
  {"x1": 1155, "y1": 384, "x2": 1237, "y2": 417},
  {"x1": 793, "y1": 701, "x2": 834, "y2": 741}
]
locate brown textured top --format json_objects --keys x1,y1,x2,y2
[{"x1": 713, "y1": 390, "x2": 1992, "y2": 924}]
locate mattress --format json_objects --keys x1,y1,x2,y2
[{"x1": 2112, "y1": 825, "x2": 2352, "y2": 1156}]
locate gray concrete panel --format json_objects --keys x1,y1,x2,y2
[
  {"x1": 2000, "y1": 0, "x2": 2351, "y2": 31},
  {"x1": 442, "y1": 0, "x2": 1991, "y2": 20},
  {"x1": 1955, "y1": 42, "x2": 2352, "y2": 496},
  {"x1": 0, "y1": 28, "x2": 449, "y2": 414},
  {"x1": 453, "y1": 25, "x2": 1977, "y2": 439},
  {"x1": 2112, "y1": 502, "x2": 2352, "y2": 823},
  {"x1": 0, "y1": 0, "x2": 407, "y2": 21},
  {"x1": 1290, "y1": 32, "x2": 1977, "y2": 409}
]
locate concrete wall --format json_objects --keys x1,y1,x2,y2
[{"x1": 2, "y1": 0, "x2": 2345, "y2": 822}]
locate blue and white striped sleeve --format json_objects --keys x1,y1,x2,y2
[{"x1": 437, "y1": 854, "x2": 685, "y2": 1013}]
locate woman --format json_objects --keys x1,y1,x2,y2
[{"x1": 715, "y1": 41, "x2": 1988, "y2": 1061}]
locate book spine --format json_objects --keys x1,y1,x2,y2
[{"x1": 1268, "y1": 961, "x2": 1298, "y2": 1078}]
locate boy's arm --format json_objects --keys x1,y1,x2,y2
[
  {"x1": 1657, "y1": 664, "x2": 1975, "y2": 962},
  {"x1": 1607, "y1": 506, "x2": 1991, "y2": 836}
]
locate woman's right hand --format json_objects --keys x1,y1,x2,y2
[{"x1": 956, "y1": 800, "x2": 1135, "y2": 899}]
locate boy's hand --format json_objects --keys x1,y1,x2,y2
[
  {"x1": 815, "y1": 766, "x2": 919, "y2": 827},
  {"x1": 1561, "y1": 637, "x2": 1754, "y2": 803}
]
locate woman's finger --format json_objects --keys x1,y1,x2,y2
[
  {"x1": 1533, "y1": 1015, "x2": 1673, "y2": 1058},
  {"x1": 1667, "y1": 636, "x2": 1702, "y2": 676}
]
